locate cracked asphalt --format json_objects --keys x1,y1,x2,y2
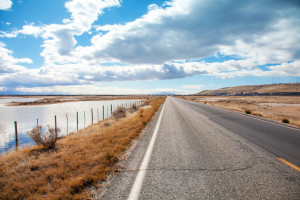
[{"x1": 94, "y1": 97, "x2": 300, "y2": 200}]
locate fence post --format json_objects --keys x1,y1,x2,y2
[
  {"x1": 84, "y1": 111, "x2": 86, "y2": 128},
  {"x1": 14, "y1": 121, "x2": 18, "y2": 150},
  {"x1": 111, "y1": 104, "x2": 112, "y2": 116},
  {"x1": 66, "y1": 113, "x2": 68, "y2": 135},
  {"x1": 91, "y1": 108, "x2": 93, "y2": 125},
  {"x1": 37, "y1": 118, "x2": 39, "y2": 127},
  {"x1": 77, "y1": 112, "x2": 78, "y2": 131},
  {"x1": 107, "y1": 106, "x2": 108, "y2": 118},
  {"x1": 103, "y1": 105, "x2": 104, "y2": 121},
  {"x1": 55, "y1": 115, "x2": 57, "y2": 137}
]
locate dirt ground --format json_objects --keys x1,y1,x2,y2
[{"x1": 182, "y1": 96, "x2": 300, "y2": 128}]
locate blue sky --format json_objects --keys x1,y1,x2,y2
[{"x1": 0, "y1": 0, "x2": 300, "y2": 95}]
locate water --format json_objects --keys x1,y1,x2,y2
[
  {"x1": 0, "y1": 99, "x2": 142, "y2": 154},
  {"x1": 0, "y1": 97, "x2": 41, "y2": 107}
]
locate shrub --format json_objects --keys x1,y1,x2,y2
[
  {"x1": 27, "y1": 125, "x2": 60, "y2": 150},
  {"x1": 282, "y1": 118, "x2": 289, "y2": 123},
  {"x1": 112, "y1": 107, "x2": 126, "y2": 120},
  {"x1": 245, "y1": 109, "x2": 252, "y2": 114},
  {"x1": 129, "y1": 104, "x2": 138, "y2": 113},
  {"x1": 252, "y1": 112, "x2": 262, "y2": 117},
  {"x1": 141, "y1": 100, "x2": 149, "y2": 106}
]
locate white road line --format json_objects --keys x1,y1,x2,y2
[{"x1": 127, "y1": 102, "x2": 166, "y2": 200}]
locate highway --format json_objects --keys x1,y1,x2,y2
[{"x1": 95, "y1": 96, "x2": 300, "y2": 199}]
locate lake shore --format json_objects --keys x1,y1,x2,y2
[
  {"x1": 0, "y1": 97, "x2": 166, "y2": 199},
  {"x1": 0, "y1": 95, "x2": 155, "y2": 106}
]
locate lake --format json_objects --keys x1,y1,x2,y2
[{"x1": 0, "y1": 98, "x2": 142, "y2": 154}]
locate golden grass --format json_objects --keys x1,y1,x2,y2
[
  {"x1": 0, "y1": 97, "x2": 165, "y2": 199},
  {"x1": 197, "y1": 83, "x2": 300, "y2": 96},
  {"x1": 183, "y1": 96, "x2": 300, "y2": 128}
]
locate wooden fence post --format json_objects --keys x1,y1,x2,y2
[
  {"x1": 91, "y1": 108, "x2": 93, "y2": 125},
  {"x1": 103, "y1": 105, "x2": 104, "y2": 121},
  {"x1": 55, "y1": 115, "x2": 57, "y2": 137},
  {"x1": 66, "y1": 114, "x2": 68, "y2": 135},
  {"x1": 84, "y1": 111, "x2": 86, "y2": 128},
  {"x1": 14, "y1": 121, "x2": 18, "y2": 150},
  {"x1": 77, "y1": 112, "x2": 79, "y2": 131}
]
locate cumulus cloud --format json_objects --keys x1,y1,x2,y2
[
  {"x1": 75, "y1": 0, "x2": 300, "y2": 67},
  {"x1": 15, "y1": 85, "x2": 143, "y2": 95},
  {"x1": 0, "y1": 0, "x2": 12, "y2": 10},
  {"x1": 1, "y1": 0, "x2": 300, "y2": 94},
  {"x1": 0, "y1": 23, "x2": 44, "y2": 38},
  {"x1": 40, "y1": 0, "x2": 121, "y2": 64},
  {"x1": 0, "y1": 42, "x2": 31, "y2": 73}
]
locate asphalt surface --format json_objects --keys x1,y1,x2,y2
[{"x1": 94, "y1": 96, "x2": 300, "y2": 200}]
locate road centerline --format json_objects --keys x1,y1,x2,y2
[{"x1": 127, "y1": 101, "x2": 166, "y2": 200}]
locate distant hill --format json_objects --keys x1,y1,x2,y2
[{"x1": 196, "y1": 83, "x2": 300, "y2": 96}]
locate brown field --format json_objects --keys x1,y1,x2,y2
[
  {"x1": 182, "y1": 96, "x2": 300, "y2": 128},
  {"x1": 0, "y1": 97, "x2": 165, "y2": 199},
  {"x1": 3, "y1": 95, "x2": 157, "y2": 106},
  {"x1": 197, "y1": 83, "x2": 300, "y2": 96}
]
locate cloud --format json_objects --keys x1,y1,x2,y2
[
  {"x1": 181, "y1": 85, "x2": 204, "y2": 90},
  {"x1": 15, "y1": 85, "x2": 142, "y2": 95},
  {"x1": 0, "y1": 23, "x2": 44, "y2": 38},
  {"x1": 0, "y1": 0, "x2": 12, "y2": 10},
  {"x1": 0, "y1": 42, "x2": 31, "y2": 73},
  {"x1": 1, "y1": 0, "x2": 300, "y2": 94},
  {"x1": 39, "y1": 0, "x2": 121, "y2": 64},
  {"x1": 76, "y1": 0, "x2": 300, "y2": 66}
]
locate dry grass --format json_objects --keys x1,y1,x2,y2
[
  {"x1": 0, "y1": 97, "x2": 165, "y2": 199},
  {"x1": 183, "y1": 96, "x2": 300, "y2": 128},
  {"x1": 197, "y1": 83, "x2": 300, "y2": 96}
]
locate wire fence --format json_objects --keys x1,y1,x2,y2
[{"x1": 0, "y1": 100, "x2": 142, "y2": 154}]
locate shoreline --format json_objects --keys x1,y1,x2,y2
[{"x1": 0, "y1": 95, "x2": 154, "y2": 106}]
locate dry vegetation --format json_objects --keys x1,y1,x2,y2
[
  {"x1": 197, "y1": 83, "x2": 300, "y2": 96},
  {"x1": 182, "y1": 96, "x2": 300, "y2": 128},
  {"x1": 0, "y1": 97, "x2": 165, "y2": 199}
]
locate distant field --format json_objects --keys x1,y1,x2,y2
[
  {"x1": 197, "y1": 83, "x2": 300, "y2": 96},
  {"x1": 183, "y1": 96, "x2": 300, "y2": 128}
]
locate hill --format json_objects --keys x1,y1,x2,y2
[{"x1": 196, "y1": 83, "x2": 300, "y2": 96}]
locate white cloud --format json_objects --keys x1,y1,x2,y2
[
  {"x1": 76, "y1": 0, "x2": 300, "y2": 67},
  {"x1": 0, "y1": 0, "x2": 12, "y2": 10},
  {"x1": 39, "y1": 0, "x2": 121, "y2": 64},
  {"x1": 0, "y1": 42, "x2": 31, "y2": 73},
  {"x1": 0, "y1": 23, "x2": 44, "y2": 38},
  {"x1": 15, "y1": 85, "x2": 142, "y2": 95},
  {"x1": 181, "y1": 85, "x2": 204, "y2": 90},
  {"x1": 1, "y1": 0, "x2": 300, "y2": 94}
]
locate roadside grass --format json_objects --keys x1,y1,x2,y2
[{"x1": 0, "y1": 97, "x2": 165, "y2": 200}]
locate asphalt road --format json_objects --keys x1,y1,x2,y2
[{"x1": 94, "y1": 96, "x2": 300, "y2": 200}]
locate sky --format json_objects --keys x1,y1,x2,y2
[{"x1": 0, "y1": 0, "x2": 300, "y2": 95}]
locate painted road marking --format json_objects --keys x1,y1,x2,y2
[
  {"x1": 127, "y1": 102, "x2": 166, "y2": 200},
  {"x1": 200, "y1": 114, "x2": 208, "y2": 119},
  {"x1": 277, "y1": 158, "x2": 300, "y2": 172}
]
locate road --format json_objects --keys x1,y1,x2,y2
[{"x1": 94, "y1": 96, "x2": 300, "y2": 199}]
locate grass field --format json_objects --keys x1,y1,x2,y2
[
  {"x1": 197, "y1": 83, "x2": 300, "y2": 96},
  {"x1": 0, "y1": 97, "x2": 165, "y2": 199},
  {"x1": 183, "y1": 96, "x2": 300, "y2": 128}
]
